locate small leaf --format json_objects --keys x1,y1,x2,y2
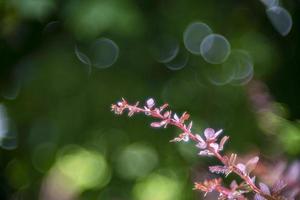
[
  {"x1": 159, "y1": 103, "x2": 168, "y2": 111},
  {"x1": 150, "y1": 122, "x2": 163, "y2": 128},
  {"x1": 229, "y1": 153, "x2": 237, "y2": 166},
  {"x1": 209, "y1": 143, "x2": 219, "y2": 152},
  {"x1": 180, "y1": 112, "x2": 190, "y2": 121},
  {"x1": 182, "y1": 134, "x2": 189, "y2": 142},
  {"x1": 259, "y1": 182, "x2": 271, "y2": 195},
  {"x1": 187, "y1": 121, "x2": 193, "y2": 131},
  {"x1": 214, "y1": 129, "x2": 223, "y2": 138},
  {"x1": 173, "y1": 113, "x2": 180, "y2": 121},
  {"x1": 236, "y1": 163, "x2": 246, "y2": 174},
  {"x1": 246, "y1": 156, "x2": 259, "y2": 174},
  {"x1": 199, "y1": 150, "x2": 214, "y2": 156},
  {"x1": 271, "y1": 180, "x2": 286, "y2": 194},
  {"x1": 219, "y1": 136, "x2": 229, "y2": 150},
  {"x1": 254, "y1": 193, "x2": 266, "y2": 200},
  {"x1": 230, "y1": 180, "x2": 238, "y2": 190},
  {"x1": 209, "y1": 165, "x2": 228, "y2": 174},
  {"x1": 163, "y1": 111, "x2": 171, "y2": 118}
]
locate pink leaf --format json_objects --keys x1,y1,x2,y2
[
  {"x1": 214, "y1": 129, "x2": 223, "y2": 138},
  {"x1": 163, "y1": 111, "x2": 171, "y2": 118},
  {"x1": 150, "y1": 122, "x2": 163, "y2": 128},
  {"x1": 271, "y1": 180, "x2": 286, "y2": 194},
  {"x1": 199, "y1": 150, "x2": 214, "y2": 156},
  {"x1": 187, "y1": 121, "x2": 193, "y2": 131},
  {"x1": 230, "y1": 180, "x2": 238, "y2": 190},
  {"x1": 173, "y1": 113, "x2": 180, "y2": 122},
  {"x1": 219, "y1": 136, "x2": 229, "y2": 151},
  {"x1": 195, "y1": 134, "x2": 206, "y2": 149},
  {"x1": 209, "y1": 165, "x2": 228, "y2": 174},
  {"x1": 236, "y1": 163, "x2": 246, "y2": 174},
  {"x1": 209, "y1": 143, "x2": 219, "y2": 152},
  {"x1": 246, "y1": 156, "x2": 259, "y2": 174}
]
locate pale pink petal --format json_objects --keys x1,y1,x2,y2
[
  {"x1": 213, "y1": 129, "x2": 223, "y2": 139},
  {"x1": 210, "y1": 143, "x2": 219, "y2": 152},
  {"x1": 236, "y1": 163, "x2": 246, "y2": 174},
  {"x1": 199, "y1": 150, "x2": 213, "y2": 156},
  {"x1": 146, "y1": 98, "x2": 155, "y2": 109},
  {"x1": 204, "y1": 128, "x2": 215, "y2": 139},
  {"x1": 182, "y1": 134, "x2": 189, "y2": 142},
  {"x1": 230, "y1": 180, "x2": 238, "y2": 190},
  {"x1": 187, "y1": 121, "x2": 193, "y2": 131},
  {"x1": 173, "y1": 113, "x2": 180, "y2": 122},
  {"x1": 246, "y1": 156, "x2": 259, "y2": 174}
]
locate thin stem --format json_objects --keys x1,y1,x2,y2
[{"x1": 112, "y1": 100, "x2": 277, "y2": 200}]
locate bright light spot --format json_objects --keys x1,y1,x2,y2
[
  {"x1": 200, "y1": 34, "x2": 231, "y2": 64},
  {"x1": 56, "y1": 145, "x2": 111, "y2": 191},
  {"x1": 206, "y1": 64, "x2": 235, "y2": 86},
  {"x1": 279, "y1": 121, "x2": 300, "y2": 155},
  {"x1": 91, "y1": 38, "x2": 119, "y2": 69},
  {"x1": 164, "y1": 47, "x2": 189, "y2": 71},
  {"x1": 260, "y1": 0, "x2": 279, "y2": 8},
  {"x1": 116, "y1": 143, "x2": 158, "y2": 180},
  {"x1": 183, "y1": 22, "x2": 213, "y2": 55},
  {"x1": 151, "y1": 36, "x2": 179, "y2": 63},
  {"x1": 0, "y1": 104, "x2": 17, "y2": 150},
  {"x1": 133, "y1": 173, "x2": 182, "y2": 200},
  {"x1": 0, "y1": 104, "x2": 9, "y2": 138},
  {"x1": 266, "y1": 6, "x2": 292, "y2": 36},
  {"x1": 75, "y1": 38, "x2": 119, "y2": 71}
]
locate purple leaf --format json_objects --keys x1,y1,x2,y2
[
  {"x1": 285, "y1": 161, "x2": 300, "y2": 183},
  {"x1": 271, "y1": 180, "x2": 286, "y2": 194},
  {"x1": 259, "y1": 182, "x2": 271, "y2": 195},
  {"x1": 219, "y1": 136, "x2": 229, "y2": 150},
  {"x1": 254, "y1": 194, "x2": 266, "y2": 200},
  {"x1": 230, "y1": 180, "x2": 238, "y2": 190}
]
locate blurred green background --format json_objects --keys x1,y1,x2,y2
[{"x1": 0, "y1": 0, "x2": 300, "y2": 199}]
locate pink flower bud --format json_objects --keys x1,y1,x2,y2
[
  {"x1": 146, "y1": 98, "x2": 155, "y2": 109},
  {"x1": 204, "y1": 128, "x2": 215, "y2": 139}
]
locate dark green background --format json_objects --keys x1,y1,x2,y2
[{"x1": 0, "y1": 0, "x2": 299, "y2": 199}]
